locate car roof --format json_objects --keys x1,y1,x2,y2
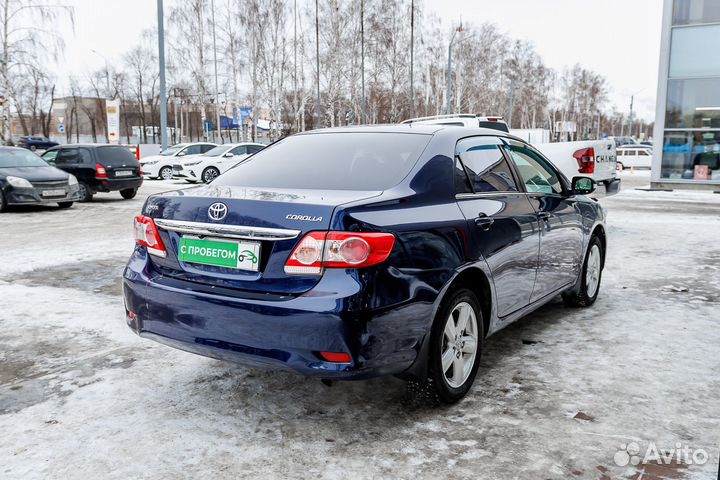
[
  {"x1": 295, "y1": 124, "x2": 524, "y2": 141},
  {"x1": 51, "y1": 143, "x2": 130, "y2": 149}
]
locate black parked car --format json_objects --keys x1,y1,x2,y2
[
  {"x1": 41, "y1": 144, "x2": 143, "y2": 202},
  {"x1": 17, "y1": 136, "x2": 59, "y2": 151},
  {"x1": 0, "y1": 147, "x2": 80, "y2": 212}
]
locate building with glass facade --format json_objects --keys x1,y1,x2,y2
[{"x1": 652, "y1": 0, "x2": 720, "y2": 189}]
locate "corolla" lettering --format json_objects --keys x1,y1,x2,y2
[{"x1": 286, "y1": 214, "x2": 323, "y2": 222}]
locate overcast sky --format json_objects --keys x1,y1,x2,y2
[{"x1": 57, "y1": 0, "x2": 663, "y2": 121}]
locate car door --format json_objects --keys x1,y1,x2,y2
[
  {"x1": 454, "y1": 136, "x2": 541, "y2": 317},
  {"x1": 502, "y1": 139, "x2": 584, "y2": 301},
  {"x1": 623, "y1": 149, "x2": 637, "y2": 167}
]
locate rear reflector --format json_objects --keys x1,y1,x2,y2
[
  {"x1": 134, "y1": 215, "x2": 167, "y2": 257},
  {"x1": 319, "y1": 352, "x2": 351, "y2": 363},
  {"x1": 284, "y1": 231, "x2": 395, "y2": 275},
  {"x1": 573, "y1": 148, "x2": 595, "y2": 174}
]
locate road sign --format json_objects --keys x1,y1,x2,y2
[{"x1": 58, "y1": 125, "x2": 65, "y2": 133}]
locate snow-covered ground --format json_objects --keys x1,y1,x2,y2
[{"x1": 1, "y1": 177, "x2": 719, "y2": 479}]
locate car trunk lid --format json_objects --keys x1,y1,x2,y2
[{"x1": 144, "y1": 184, "x2": 381, "y2": 294}]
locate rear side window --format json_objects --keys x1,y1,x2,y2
[
  {"x1": 456, "y1": 137, "x2": 518, "y2": 193},
  {"x1": 97, "y1": 146, "x2": 138, "y2": 165},
  {"x1": 247, "y1": 145, "x2": 264, "y2": 154},
  {"x1": 216, "y1": 133, "x2": 431, "y2": 190}
]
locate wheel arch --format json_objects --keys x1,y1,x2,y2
[
  {"x1": 591, "y1": 224, "x2": 607, "y2": 268},
  {"x1": 446, "y1": 267, "x2": 492, "y2": 338}
]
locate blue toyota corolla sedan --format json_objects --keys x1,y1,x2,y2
[{"x1": 123, "y1": 125, "x2": 606, "y2": 403}]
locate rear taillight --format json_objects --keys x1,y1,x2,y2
[
  {"x1": 573, "y1": 148, "x2": 595, "y2": 174},
  {"x1": 95, "y1": 163, "x2": 108, "y2": 178},
  {"x1": 318, "y1": 351, "x2": 351, "y2": 363},
  {"x1": 134, "y1": 215, "x2": 166, "y2": 257},
  {"x1": 284, "y1": 231, "x2": 395, "y2": 275}
]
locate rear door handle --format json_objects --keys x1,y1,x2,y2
[{"x1": 474, "y1": 214, "x2": 494, "y2": 230}]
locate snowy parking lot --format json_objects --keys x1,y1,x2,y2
[{"x1": 1, "y1": 172, "x2": 719, "y2": 479}]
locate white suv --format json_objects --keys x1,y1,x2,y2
[{"x1": 401, "y1": 114, "x2": 510, "y2": 132}]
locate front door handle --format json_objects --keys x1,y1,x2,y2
[{"x1": 475, "y1": 214, "x2": 494, "y2": 230}]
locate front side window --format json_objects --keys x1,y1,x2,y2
[
  {"x1": 504, "y1": 141, "x2": 563, "y2": 195},
  {"x1": 183, "y1": 145, "x2": 203, "y2": 155},
  {"x1": 42, "y1": 150, "x2": 58, "y2": 163},
  {"x1": 229, "y1": 146, "x2": 247, "y2": 156},
  {"x1": 56, "y1": 149, "x2": 80, "y2": 165},
  {"x1": 456, "y1": 136, "x2": 518, "y2": 193}
]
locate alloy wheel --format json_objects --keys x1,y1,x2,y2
[
  {"x1": 160, "y1": 167, "x2": 173, "y2": 180},
  {"x1": 203, "y1": 167, "x2": 220, "y2": 183},
  {"x1": 441, "y1": 301, "x2": 479, "y2": 389},
  {"x1": 586, "y1": 244, "x2": 601, "y2": 298}
]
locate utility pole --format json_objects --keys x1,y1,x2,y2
[
  {"x1": 315, "y1": 0, "x2": 321, "y2": 128},
  {"x1": 409, "y1": 0, "x2": 415, "y2": 118},
  {"x1": 157, "y1": 0, "x2": 168, "y2": 150},
  {"x1": 508, "y1": 77, "x2": 515, "y2": 129},
  {"x1": 628, "y1": 95, "x2": 635, "y2": 139},
  {"x1": 210, "y1": 0, "x2": 222, "y2": 143},
  {"x1": 293, "y1": 0, "x2": 298, "y2": 132},
  {"x1": 361, "y1": 0, "x2": 366, "y2": 124}
]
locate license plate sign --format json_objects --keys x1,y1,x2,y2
[
  {"x1": 178, "y1": 237, "x2": 260, "y2": 271},
  {"x1": 41, "y1": 189, "x2": 65, "y2": 197},
  {"x1": 115, "y1": 170, "x2": 133, "y2": 177}
]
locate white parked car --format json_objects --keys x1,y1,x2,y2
[
  {"x1": 401, "y1": 114, "x2": 510, "y2": 133},
  {"x1": 140, "y1": 142, "x2": 217, "y2": 180},
  {"x1": 616, "y1": 146, "x2": 653, "y2": 170},
  {"x1": 172, "y1": 142, "x2": 266, "y2": 183}
]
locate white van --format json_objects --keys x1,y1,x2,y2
[{"x1": 616, "y1": 146, "x2": 653, "y2": 169}]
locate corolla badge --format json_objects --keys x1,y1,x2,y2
[
  {"x1": 208, "y1": 202, "x2": 228, "y2": 221},
  {"x1": 286, "y1": 214, "x2": 323, "y2": 222}
]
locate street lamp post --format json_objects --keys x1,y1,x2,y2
[
  {"x1": 446, "y1": 23, "x2": 463, "y2": 115},
  {"x1": 157, "y1": 0, "x2": 168, "y2": 150}
]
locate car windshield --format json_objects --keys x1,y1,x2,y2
[
  {"x1": 160, "y1": 145, "x2": 186, "y2": 156},
  {"x1": 215, "y1": 132, "x2": 431, "y2": 191},
  {"x1": 0, "y1": 148, "x2": 49, "y2": 167},
  {"x1": 202, "y1": 146, "x2": 230, "y2": 157}
]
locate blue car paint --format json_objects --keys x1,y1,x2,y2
[{"x1": 123, "y1": 126, "x2": 605, "y2": 381}]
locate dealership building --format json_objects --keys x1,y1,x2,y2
[{"x1": 652, "y1": 0, "x2": 720, "y2": 190}]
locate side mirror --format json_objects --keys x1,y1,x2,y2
[
  {"x1": 177, "y1": 151, "x2": 186, "y2": 157},
  {"x1": 223, "y1": 152, "x2": 234, "y2": 158},
  {"x1": 571, "y1": 176, "x2": 595, "y2": 195}
]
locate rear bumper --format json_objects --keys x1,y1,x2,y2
[
  {"x1": 5, "y1": 185, "x2": 80, "y2": 205},
  {"x1": 122, "y1": 249, "x2": 431, "y2": 379},
  {"x1": 94, "y1": 177, "x2": 143, "y2": 192}
]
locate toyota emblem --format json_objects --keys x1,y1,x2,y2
[{"x1": 208, "y1": 202, "x2": 228, "y2": 221}]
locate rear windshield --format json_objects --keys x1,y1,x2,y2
[
  {"x1": 215, "y1": 132, "x2": 431, "y2": 190},
  {"x1": 97, "y1": 146, "x2": 138, "y2": 165}
]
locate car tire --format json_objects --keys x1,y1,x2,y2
[
  {"x1": 0, "y1": 190, "x2": 6, "y2": 212},
  {"x1": 57, "y1": 202, "x2": 73, "y2": 209},
  {"x1": 422, "y1": 287, "x2": 484, "y2": 404},
  {"x1": 77, "y1": 182, "x2": 93, "y2": 202},
  {"x1": 120, "y1": 188, "x2": 138, "y2": 200},
  {"x1": 202, "y1": 167, "x2": 220, "y2": 183},
  {"x1": 159, "y1": 166, "x2": 173, "y2": 180},
  {"x1": 29, "y1": 145, "x2": 36, "y2": 152},
  {"x1": 616, "y1": 162, "x2": 624, "y2": 171},
  {"x1": 562, "y1": 235, "x2": 604, "y2": 308}
]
